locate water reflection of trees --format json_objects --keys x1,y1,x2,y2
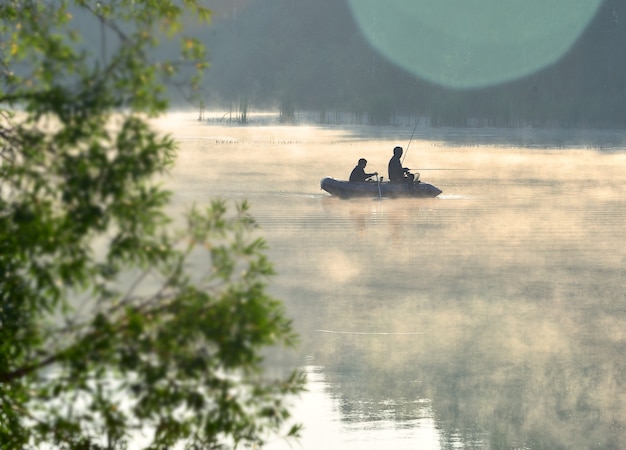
[
  {"x1": 320, "y1": 196, "x2": 439, "y2": 247},
  {"x1": 299, "y1": 159, "x2": 625, "y2": 449},
  {"x1": 305, "y1": 295, "x2": 625, "y2": 449}
]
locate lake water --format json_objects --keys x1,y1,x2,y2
[{"x1": 156, "y1": 114, "x2": 625, "y2": 450}]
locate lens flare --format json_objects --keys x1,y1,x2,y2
[{"x1": 347, "y1": 0, "x2": 602, "y2": 89}]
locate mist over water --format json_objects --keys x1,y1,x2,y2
[{"x1": 157, "y1": 114, "x2": 626, "y2": 449}]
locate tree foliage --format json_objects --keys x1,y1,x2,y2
[{"x1": 0, "y1": 1, "x2": 303, "y2": 448}]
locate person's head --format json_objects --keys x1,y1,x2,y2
[
  {"x1": 358, "y1": 158, "x2": 367, "y2": 168},
  {"x1": 393, "y1": 146, "x2": 403, "y2": 157}
]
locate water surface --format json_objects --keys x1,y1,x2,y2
[{"x1": 157, "y1": 115, "x2": 626, "y2": 449}]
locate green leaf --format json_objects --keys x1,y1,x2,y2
[{"x1": 0, "y1": 1, "x2": 303, "y2": 448}]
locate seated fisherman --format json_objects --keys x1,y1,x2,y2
[
  {"x1": 388, "y1": 146, "x2": 415, "y2": 183},
  {"x1": 349, "y1": 158, "x2": 378, "y2": 182}
]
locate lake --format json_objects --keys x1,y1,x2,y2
[{"x1": 156, "y1": 114, "x2": 626, "y2": 450}]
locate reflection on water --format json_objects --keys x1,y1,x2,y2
[
  {"x1": 157, "y1": 115, "x2": 626, "y2": 449},
  {"x1": 268, "y1": 366, "x2": 443, "y2": 450}
]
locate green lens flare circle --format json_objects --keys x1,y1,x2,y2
[{"x1": 347, "y1": 0, "x2": 602, "y2": 89}]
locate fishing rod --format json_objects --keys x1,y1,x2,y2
[
  {"x1": 406, "y1": 168, "x2": 469, "y2": 171},
  {"x1": 401, "y1": 120, "x2": 418, "y2": 165},
  {"x1": 400, "y1": 121, "x2": 470, "y2": 173}
]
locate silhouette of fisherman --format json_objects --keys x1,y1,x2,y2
[
  {"x1": 349, "y1": 158, "x2": 378, "y2": 182},
  {"x1": 388, "y1": 146, "x2": 415, "y2": 183}
]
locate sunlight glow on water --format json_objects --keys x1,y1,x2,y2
[{"x1": 346, "y1": 0, "x2": 602, "y2": 88}]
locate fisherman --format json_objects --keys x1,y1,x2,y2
[
  {"x1": 349, "y1": 158, "x2": 378, "y2": 182},
  {"x1": 388, "y1": 146, "x2": 415, "y2": 183}
]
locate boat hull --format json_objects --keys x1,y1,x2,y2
[{"x1": 320, "y1": 177, "x2": 442, "y2": 199}]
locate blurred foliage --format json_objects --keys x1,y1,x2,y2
[{"x1": 0, "y1": 1, "x2": 303, "y2": 448}]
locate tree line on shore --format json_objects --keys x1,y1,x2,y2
[{"x1": 197, "y1": 0, "x2": 626, "y2": 128}]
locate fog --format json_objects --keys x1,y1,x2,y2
[
  {"x1": 61, "y1": 0, "x2": 626, "y2": 127},
  {"x1": 9, "y1": 1, "x2": 626, "y2": 447},
  {"x1": 156, "y1": 115, "x2": 626, "y2": 448},
  {"x1": 197, "y1": 0, "x2": 626, "y2": 128}
]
